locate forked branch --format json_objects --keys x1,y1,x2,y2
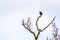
[
  {"x1": 22, "y1": 17, "x2": 36, "y2": 38},
  {"x1": 36, "y1": 11, "x2": 56, "y2": 40},
  {"x1": 22, "y1": 11, "x2": 56, "y2": 40}
]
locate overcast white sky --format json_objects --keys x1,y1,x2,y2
[{"x1": 0, "y1": 0, "x2": 60, "y2": 40}]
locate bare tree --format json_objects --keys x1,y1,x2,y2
[
  {"x1": 22, "y1": 11, "x2": 55, "y2": 40},
  {"x1": 52, "y1": 23, "x2": 60, "y2": 40},
  {"x1": 52, "y1": 23, "x2": 58, "y2": 40},
  {"x1": 47, "y1": 23, "x2": 60, "y2": 40}
]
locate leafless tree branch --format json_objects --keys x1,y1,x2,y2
[
  {"x1": 41, "y1": 16, "x2": 56, "y2": 32},
  {"x1": 22, "y1": 17, "x2": 36, "y2": 38},
  {"x1": 22, "y1": 11, "x2": 55, "y2": 40}
]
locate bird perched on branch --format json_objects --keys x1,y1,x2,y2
[{"x1": 39, "y1": 11, "x2": 43, "y2": 16}]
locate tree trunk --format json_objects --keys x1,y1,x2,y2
[{"x1": 35, "y1": 37, "x2": 38, "y2": 40}]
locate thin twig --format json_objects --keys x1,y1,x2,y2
[
  {"x1": 41, "y1": 16, "x2": 56, "y2": 32},
  {"x1": 22, "y1": 18, "x2": 36, "y2": 38},
  {"x1": 36, "y1": 16, "x2": 42, "y2": 31}
]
